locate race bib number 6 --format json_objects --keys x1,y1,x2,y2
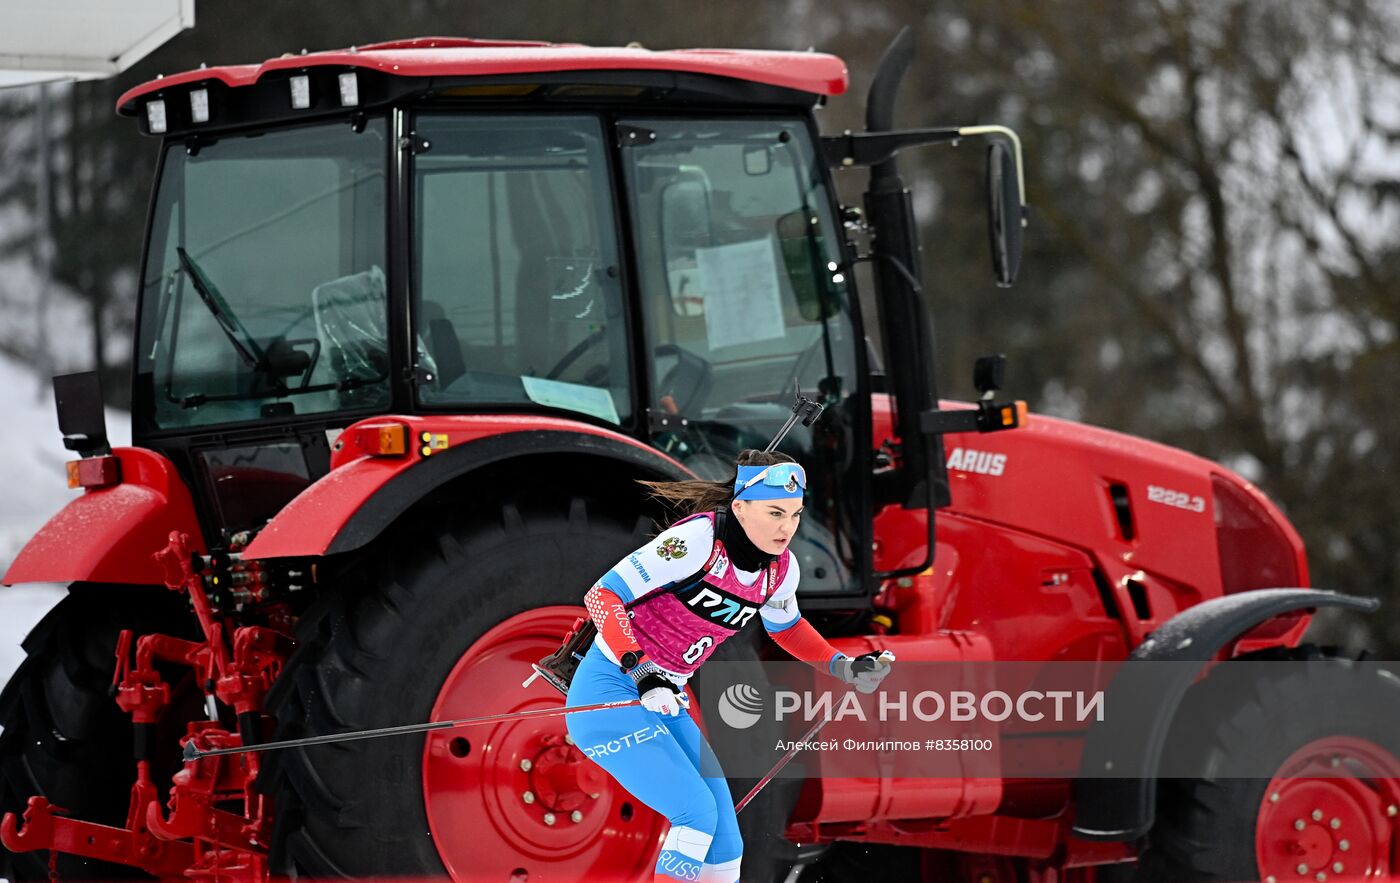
[{"x1": 682, "y1": 636, "x2": 714, "y2": 664}]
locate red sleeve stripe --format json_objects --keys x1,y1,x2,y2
[
  {"x1": 766, "y1": 616, "x2": 841, "y2": 670},
  {"x1": 584, "y1": 585, "x2": 643, "y2": 659}
]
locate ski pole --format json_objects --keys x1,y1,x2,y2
[
  {"x1": 736, "y1": 711, "x2": 831, "y2": 813},
  {"x1": 735, "y1": 650, "x2": 895, "y2": 813},
  {"x1": 182, "y1": 698, "x2": 642, "y2": 761}
]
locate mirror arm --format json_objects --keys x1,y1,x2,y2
[
  {"x1": 961, "y1": 125, "x2": 1028, "y2": 208},
  {"x1": 825, "y1": 125, "x2": 1028, "y2": 214},
  {"x1": 824, "y1": 127, "x2": 962, "y2": 168}
]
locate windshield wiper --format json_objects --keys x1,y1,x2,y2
[
  {"x1": 172, "y1": 372, "x2": 380, "y2": 410},
  {"x1": 175, "y1": 247, "x2": 264, "y2": 369}
]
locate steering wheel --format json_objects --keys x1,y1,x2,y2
[
  {"x1": 654, "y1": 344, "x2": 713, "y2": 415},
  {"x1": 544, "y1": 328, "x2": 609, "y2": 381}
]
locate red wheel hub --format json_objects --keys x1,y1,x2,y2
[
  {"x1": 1256, "y1": 735, "x2": 1400, "y2": 881},
  {"x1": 423, "y1": 606, "x2": 665, "y2": 882}
]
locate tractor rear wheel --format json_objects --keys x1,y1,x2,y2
[
  {"x1": 260, "y1": 491, "x2": 800, "y2": 882},
  {"x1": 1134, "y1": 649, "x2": 1400, "y2": 882},
  {"x1": 0, "y1": 585, "x2": 199, "y2": 881}
]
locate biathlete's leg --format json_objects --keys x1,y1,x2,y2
[
  {"x1": 667, "y1": 709, "x2": 743, "y2": 883},
  {"x1": 566, "y1": 647, "x2": 718, "y2": 882}
]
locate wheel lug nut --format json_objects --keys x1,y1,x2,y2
[
  {"x1": 522, "y1": 791, "x2": 536, "y2": 805},
  {"x1": 564, "y1": 734, "x2": 574, "y2": 745},
  {"x1": 1332, "y1": 864, "x2": 1344, "y2": 874},
  {"x1": 1389, "y1": 805, "x2": 1398, "y2": 817},
  {"x1": 1339, "y1": 840, "x2": 1350, "y2": 852},
  {"x1": 1315, "y1": 873, "x2": 1326, "y2": 882},
  {"x1": 1266, "y1": 877, "x2": 1277, "y2": 883},
  {"x1": 1312, "y1": 809, "x2": 1324, "y2": 821},
  {"x1": 520, "y1": 759, "x2": 533, "y2": 772},
  {"x1": 1270, "y1": 792, "x2": 1281, "y2": 803},
  {"x1": 1329, "y1": 817, "x2": 1340, "y2": 830},
  {"x1": 1295, "y1": 819, "x2": 1307, "y2": 831},
  {"x1": 590, "y1": 791, "x2": 601, "y2": 799},
  {"x1": 571, "y1": 810, "x2": 583, "y2": 823},
  {"x1": 1297, "y1": 865, "x2": 1309, "y2": 875},
  {"x1": 543, "y1": 812, "x2": 556, "y2": 826}
]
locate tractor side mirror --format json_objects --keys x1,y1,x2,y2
[
  {"x1": 53, "y1": 371, "x2": 110, "y2": 456},
  {"x1": 987, "y1": 140, "x2": 1024, "y2": 288},
  {"x1": 973, "y1": 353, "x2": 1006, "y2": 397}
]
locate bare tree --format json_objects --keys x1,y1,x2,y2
[{"x1": 905, "y1": 0, "x2": 1400, "y2": 647}]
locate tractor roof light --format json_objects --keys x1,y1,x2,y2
[
  {"x1": 290, "y1": 74, "x2": 311, "y2": 109},
  {"x1": 189, "y1": 88, "x2": 210, "y2": 124},
  {"x1": 66, "y1": 455, "x2": 122, "y2": 490},
  {"x1": 338, "y1": 72, "x2": 359, "y2": 107},
  {"x1": 146, "y1": 99, "x2": 167, "y2": 134}
]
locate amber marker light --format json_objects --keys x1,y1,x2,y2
[
  {"x1": 345, "y1": 422, "x2": 410, "y2": 457},
  {"x1": 66, "y1": 456, "x2": 121, "y2": 490}
]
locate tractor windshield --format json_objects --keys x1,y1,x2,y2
[{"x1": 135, "y1": 118, "x2": 391, "y2": 430}]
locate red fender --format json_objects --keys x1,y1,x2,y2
[
  {"x1": 243, "y1": 415, "x2": 687, "y2": 560},
  {"x1": 3, "y1": 448, "x2": 206, "y2": 586}
]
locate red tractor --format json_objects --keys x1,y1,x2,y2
[{"x1": 3, "y1": 31, "x2": 1397, "y2": 883}]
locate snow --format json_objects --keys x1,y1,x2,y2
[{"x1": 0, "y1": 349, "x2": 131, "y2": 724}]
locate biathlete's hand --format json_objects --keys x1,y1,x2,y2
[
  {"x1": 628, "y1": 660, "x2": 686, "y2": 717},
  {"x1": 641, "y1": 686, "x2": 690, "y2": 716},
  {"x1": 834, "y1": 650, "x2": 896, "y2": 694}
]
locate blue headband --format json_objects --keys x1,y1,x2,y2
[{"x1": 733, "y1": 463, "x2": 807, "y2": 501}]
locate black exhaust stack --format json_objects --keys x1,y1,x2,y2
[{"x1": 863, "y1": 29, "x2": 948, "y2": 514}]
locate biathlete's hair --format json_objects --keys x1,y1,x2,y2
[{"x1": 637, "y1": 449, "x2": 797, "y2": 516}]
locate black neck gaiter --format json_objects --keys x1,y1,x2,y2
[{"x1": 719, "y1": 506, "x2": 775, "y2": 573}]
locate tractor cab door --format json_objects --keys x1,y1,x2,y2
[{"x1": 620, "y1": 117, "x2": 871, "y2": 601}]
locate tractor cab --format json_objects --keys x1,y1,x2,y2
[{"x1": 119, "y1": 38, "x2": 1024, "y2": 603}]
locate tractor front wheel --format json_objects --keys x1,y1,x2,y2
[
  {"x1": 260, "y1": 491, "x2": 798, "y2": 882},
  {"x1": 1135, "y1": 650, "x2": 1400, "y2": 882}
]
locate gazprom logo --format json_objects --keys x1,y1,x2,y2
[{"x1": 717, "y1": 683, "x2": 765, "y2": 730}]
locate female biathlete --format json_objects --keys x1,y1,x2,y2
[{"x1": 564, "y1": 450, "x2": 895, "y2": 883}]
